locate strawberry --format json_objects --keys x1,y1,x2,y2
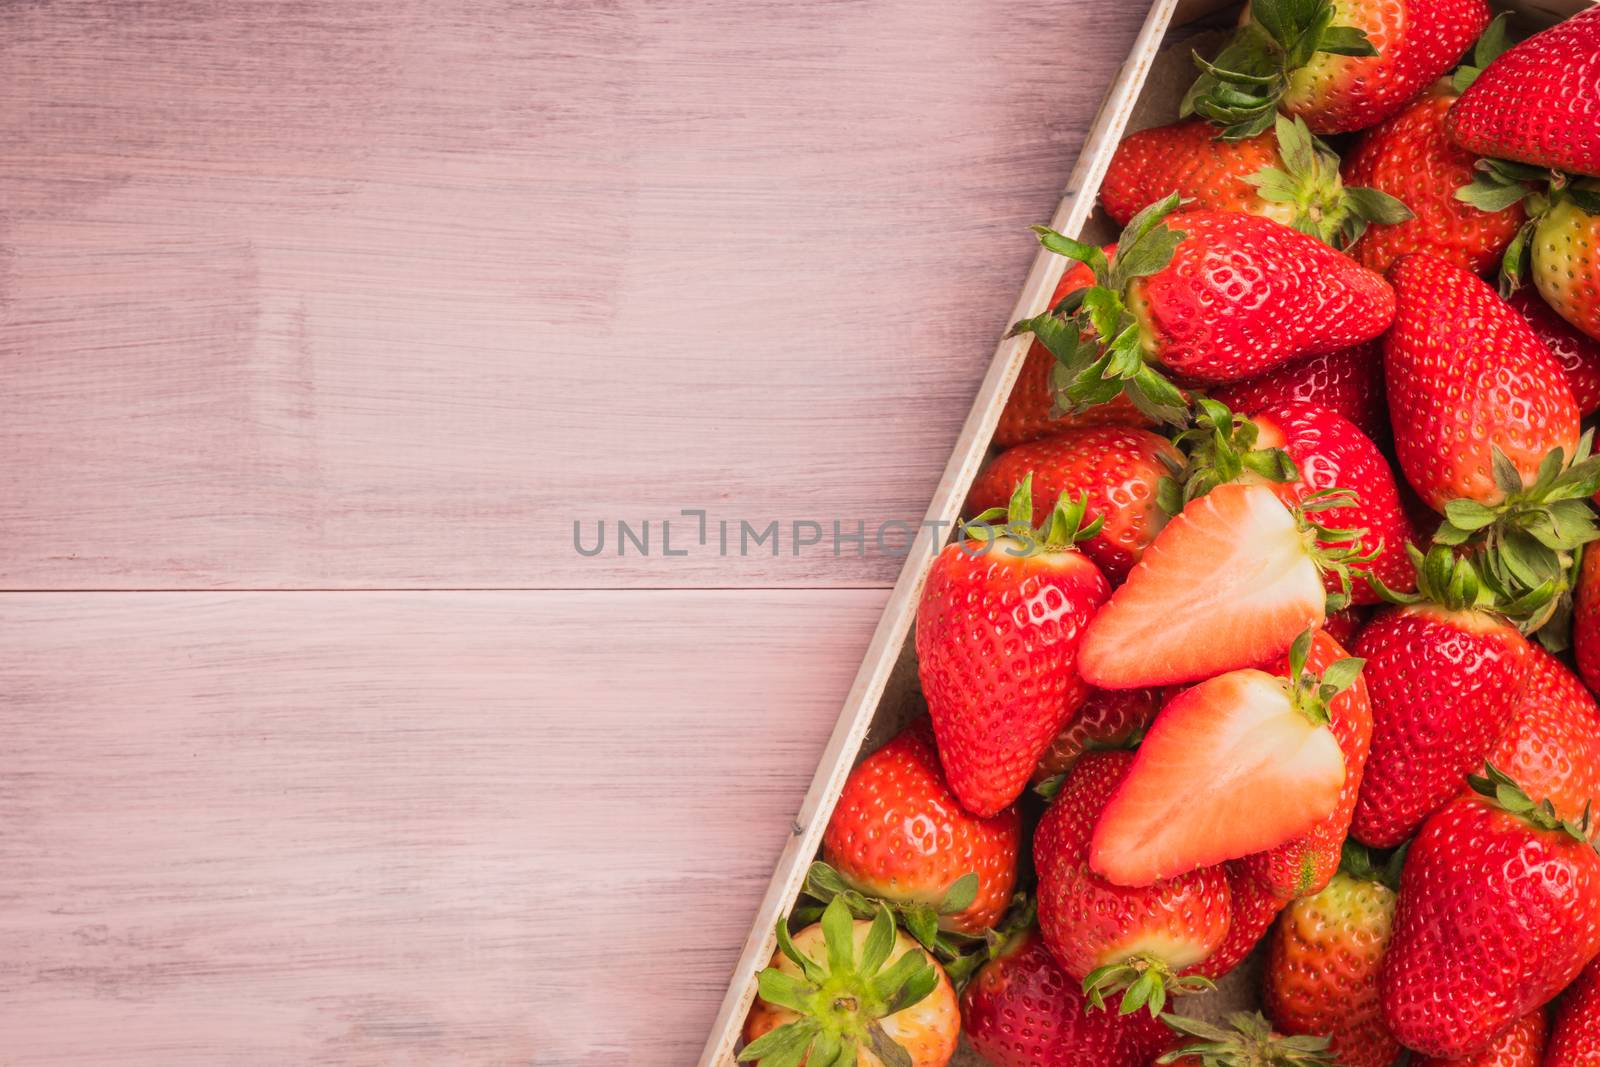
[
  {"x1": 1077, "y1": 482, "x2": 1358, "y2": 689},
  {"x1": 741, "y1": 899, "x2": 959, "y2": 1067},
  {"x1": 960, "y1": 928, "x2": 1171, "y2": 1067},
  {"x1": 1414, "y1": 1010, "x2": 1547, "y2": 1067},
  {"x1": 1154, "y1": 1012, "x2": 1336, "y2": 1066},
  {"x1": 1238, "y1": 630, "x2": 1373, "y2": 900},
  {"x1": 1032, "y1": 687, "x2": 1163, "y2": 783},
  {"x1": 1510, "y1": 287, "x2": 1600, "y2": 417},
  {"x1": 969, "y1": 428, "x2": 1180, "y2": 584},
  {"x1": 1165, "y1": 398, "x2": 1417, "y2": 605},
  {"x1": 819, "y1": 720, "x2": 1020, "y2": 937},
  {"x1": 1484, "y1": 646, "x2": 1600, "y2": 825},
  {"x1": 1578, "y1": 548, "x2": 1600, "y2": 697},
  {"x1": 1210, "y1": 340, "x2": 1388, "y2": 443},
  {"x1": 916, "y1": 479, "x2": 1110, "y2": 817},
  {"x1": 1446, "y1": 5, "x2": 1600, "y2": 178},
  {"x1": 1180, "y1": 860, "x2": 1288, "y2": 981},
  {"x1": 1183, "y1": 0, "x2": 1489, "y2": 138},
  {"x1": 1384, "y1": 253, "x2": 1581, "y2": 513},
  {"x1": 1089, "y1": 630, "x2": 1357, "y2": 887},
  {"x1": 1263, "y1": 849, "x2": 1402, "y2": 1067},
  {"x1": 1321, "y1": 605, "x2": 1368, "y2": 647},
  {"x1": 1351, "y1": 548, "x2": 1533, "y2": 848},
  {"x1": 1343, "y1": 68, "x2": 1526, "y2": 275},
  {"x1": 1528, "y1": 187, "x2": 1600, "y2": 344},
  {"x1": 1020, "y1": 197, "x2": 1394, "y2": 423},
  {"x1": 1379, "y1": 766, "x2": 1600, "y2": 1058},
  {"x1": 1547, "y1": 958, "x2": 1600, "y2": 1067},
  {"x1": 1100, "y1": 115, "x2": 1410, "y2": 248},
  {"x1": 1035, "y1": 750, "x2": 1229, "y2": 1016}
]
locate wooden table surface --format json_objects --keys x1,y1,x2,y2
[{"x1": 0, "y1": 2, "x2": 1150, "y2": 1062}]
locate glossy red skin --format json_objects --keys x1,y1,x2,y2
[
  {"x1": 1343, "y1": 84, "x2": 1525, "y2": 276},
  {"x1": 996, "y1": 251, "x2": 1153, "y2": 449},
  {"x1": 970, "y1": 429, "x2": 1179, "y2": 586},
  {"x1": 1100, "y1": 120, "x2": 1283, "y2": 227},
  {"x1": 1265, "y1": 872, "x2": 1401, "y2": 1067},
  {"x1": 1322, "y1": 605, "x2": 1370, "y2": 647},
  {"x1": 1414, "y1": 1010, "x2": 1546, "y2": 1067},
  {"x1": 1034, "y1": 751, "x2": 1231, "y2": 982},
  {"x1": 1210, "y1": 341, "x2": 1388, "y2": 443},
  {"x1": 1485, "y1": 646, "x2": 1600, "y2": 824},
  {"x1": 1547, "y1": 957, "x2": 1600, "y2": 1067},
  {"x1": 1032, "y1": 687, "x2": 1164, "y2": 783},
  {"x1": 1350, "y1": 603, "x2": 1532, "y2": 848},
  {"x1": 1379, "y1": 794, "x2": 1600, "y2": 1058},
  {"x1": 1447, "y1": 5, "x2": 1600, "y2": 177},
  {"x1": 1180, "y1": 860, "x2": 1286, "y2": 981},
  {"x1": 822, "y1": 720, "x2": 1021, "y2": 935},
  {"x1": 1510, "y1": 287, "x2": 1600, "y2": 417},
  {"x1": 1277, "y1": 0, "x2": 1489, "y2": 135},
  {"x1": 916, "y1": 542, "x2": 1110, "y2": 817},
  {"x1": 1383, "y1": 254, "x2": 1580, "y2": 512},
  {"x1": 1129, "y1": 211, "x2": 1395, "y2": 384},
  {"x1": 1252, "y1": 401, "x2": 1417, "y2": 606},
  {"x1": 1577, "y1": 549, "x2": 1600, "y2": 699},
  {"x1": 960, "y1": 929, "x2": 1171, "y2": 1067},
  {"x1": 1237, "y1": 632, "x2": 1373, "y2": 900}
]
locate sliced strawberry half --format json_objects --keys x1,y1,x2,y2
[
  {"x1": 1078, "y1": 482, "x2": 1355, "y2": 688},
  {"x1": 1090, "y1": 633, "x2": 1357, "y2": 887}
]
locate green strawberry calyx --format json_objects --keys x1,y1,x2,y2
[
  {"x1": 1450, "y1": 13, "x2": 1513, "y2": 95},
  {"x1": 1246, "y1": 114, "x2": 1413, "y2": 249},
  {"x1": 1465, "y1": 172, "x2": 1600, "y2": 297},
  {"x1": 1338, "y1": 839, "x2": 1407, "y2": 892},
  {"x1": 960, "y1": 472, "x2": 1105, "y2": 557},
  {"x1": 1083, "y1": 952, "x2": 1214, "y2": 1020},
  {"x1": 1283, "y1": 627, "x2": 1364, "y2": 729},
  {"x1": 739, "y1": 897, "x2": 940, "y2": 1067},
  {"x1": 1158, "y1": 396, "x2": 1299, "y2": 516},
  {"x1": 1011, "y1": 192, "x2": 1190, "y2": 427},
  {"x1": 1155, "y1": 1011, "x2": 1336, "y2": 1066},
  {"x1": 1468, "y1": 763, "x2": 1596, "y2": 845},
  {"x1": 1292, "y1": 488, "x2": 1378, "y2": 612},
  {"x1": 1180, "y1": 0, "x2": 1377, "y2": 141}
]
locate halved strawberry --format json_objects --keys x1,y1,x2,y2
[
  {"x1": 1078, "y1": 482, "x2": 1356, "y2": 689},
  {"x1": 1089, "y1": 631, "x2": 1356, "y2": 886}
]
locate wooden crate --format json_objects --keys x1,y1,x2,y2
[{"x1": 700, "y1": 0, "x2": 1595, "y2": 1062}]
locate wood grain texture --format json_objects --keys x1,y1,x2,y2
[
  {"x1": 0, "y1": 0, "x2": 1150, "y2": 589},
  {"x1": 0, "y1": 590, "x2": 886, "y2": 1065}
]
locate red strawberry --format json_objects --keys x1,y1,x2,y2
[
  {"x1": 1101, "y1": 115, "x2": 1410, "y2": 248},
  {"x1": 1446, "y1": 5, "x2": 1600, "y2": 178},
  {"x1": 1263, "y1": 854, "x2": 1402, "y2": 1067},
  {"x1": 1184, "y1": 0, "x2": 1489, "y2": 138},
  {"x1": 1035, "y1": 750, "x2": 1230, "y2": 1015},
  {"x1": 1154, "y1": 1012, "x2": 1336, "y2": 1066},
  {"x1": 1384, "y1": 253, "x2": 1580, "y2": 513},
  {"x1": 960, "y1": 928, "x2": 1171, "y2": 1067},
  {"x1": 820, "y1": 720, "x2": 1021, "y2": 936},
  {"x1": 1322, "y1": 604, "x2": 1369, "y2": 647},
  {"x1": 1379, "y1": 768, "x2": 1600, "y2": 1058},
  {"x1": 1510, "y1": 286, "x2": 1600, "y2": 417},
  {"x1": 1210, "y1": 340, "x2": 1388, "y2": 443},
  {"x1": 1547, "y1": 958, "x2": 1600, "y2": 1067},
  {"x1": 1032, "y1": 687, "x2": 1163, "y2": 783},
  {"x1": 1414, "y1": 1010, "x2": 1547, "y2": 1067},
  {"x1": 1089, "y1": 633, "x2": 1356, "y2": 887},
  {"x1": 741, "y1": 900, "x2": 959, "y2": 1067},
  {"x1": 1238, "y1": 630, "x2": 1373, "y2": 900},
  {"x1": 1077, "y1": 483, "x2": 1345, "y2": 689},
  {"x1": 1351, "y1": 550, "x2": 1533, "y2": 848},
  {"x1": 1484, "y1": 646, "x2": 1600, "y2": 825},
  {"x1": 1529, "y1": 188, "x2": 1600, "y2": 344},
  {"x1": 1577, "y1": 548, "x2": 1600, "y2": 697},
  {"x1": 1343, "y1": 81, "x2": 1526, "y2": 275},
  {"x1": 916, "y1": 480, "x2": 1110, "y2": 817},
  {"x1": 1022, "y1": 199, "x2": 1394, "y2": 423},
  {"x1": 969, "y1": 428, "x2": 1180, "y2": 584},
  {"x1": 1180, "y1": 861, "x2": 1287, "y2": 981}
]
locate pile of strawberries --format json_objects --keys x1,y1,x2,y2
[{"x1": 738, "y1": 2, "x2": 1600, "y2": 1065}]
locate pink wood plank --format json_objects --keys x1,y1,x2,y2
[
  {"x1": 0, "y1": 590, "x2": 885, "y2": 1064},
  {"x1": 0, "y1": 0, "x2": 1148, "y2": 589}
]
